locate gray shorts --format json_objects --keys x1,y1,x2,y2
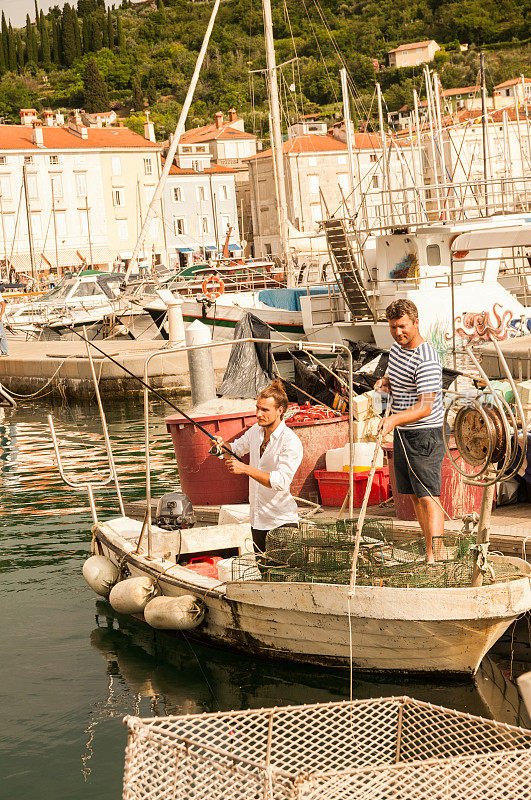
[{"x1": 393, "y1": 427, "x2": 445, "y2": 498}]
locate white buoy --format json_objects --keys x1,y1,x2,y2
[
  {"x1": 109, "y1": 576, "x2": 157, "y2": 614},
  {"x1": 185, "y1": 319, "x2": 216, "y2": 407},
  {"x1": 144, "y1": 594, "x2": 205, "y2": 630},
  {"x1": 83, "y1": 555, "x2": 120, "y2": 597}
]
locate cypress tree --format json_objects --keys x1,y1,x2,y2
[
  {"x1": 2, "y1": 13, "x2": 9, "y2": 67},
  {"x1": 83, "y1": 58, "x2": 109, "y2": 112},
  {"x1": 16, "y1": 32, "x2": 24, "y2": 71},
  {"x1": 106, "y1": 8, "x2": 113, "y2": 50},
  {"x1": 116, "y1": 14, "x2": 125, "y2": 51},
  {"x1": 34, "y1": 0, "x2": 39, "y2": 25},
  {"x1": 146, "y1": 78, "x2": 156, "y2": 106},
  {"x1": 132, "y1": 78, "x2": 143, "y2": 111},
  {"x1": 8, "y1": 24, "x2": 17, "y2": 71},
  {"x1": 0, "y1": 34, "x2": 5, "y2": 77},
  {"x1": 91, "y1": 15, "x2": 103, "y2": 51},
  {"x1": 61, "y1": 4, "x2": 76, "y2": 66},
  {"x1": 40, "y1": 16, "x2": 51, "y2": 69},
  {"x1": 25, "y1": 14, "x2": 38, "y2": 64},
  {"x1": 102, "y1": 15, "x2": 108, "y2": 48},
  {"x1": 73, "y1": 9, "x2": 82, "y2": 58},
  {"x1": 82, "y1": 16, "x2": 91, "y2": 53},
  {"x1": 52, "y1": 18, "x2": 60, "y2": 64}
]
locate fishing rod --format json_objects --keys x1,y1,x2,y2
[{"x1": 67, "y1": 326, "x2": 245, "y2": 463}]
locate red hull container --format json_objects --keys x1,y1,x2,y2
[
  {"x1": 166, "y1": 411, "x2": 350, "y2": 505},
  {"x1": 382, "y1": 442, "x2": 484, "y2": 521},
  {"x1": 166, "y1": 411, "x2": 256, "y2": 505},
  {"x1": 315, "y1": 467, "x2": 390, "y2": 508}
]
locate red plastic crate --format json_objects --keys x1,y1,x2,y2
[
  {"x1": 314, "y1": 467, "x2": 390, "y2": 508},
  {"x1": 183, "y1": 556, "x2": 222, "y2": 579}
]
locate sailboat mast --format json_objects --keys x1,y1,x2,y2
[
  {"x1": 22, "y1": 164, "x2": 36, "y2": 282},
  {"x1": 480, "y1": 52, "x2": 489, "y2": 215},
  {"x1": 124, "y1": 0, "x2": 221, "y2": 281},
  {"x1": 340, "y1": 68, "x2": 357, "y2": 219},
  {"x1": 262, "y1": 0, "x2": 292, "y2": 280}
]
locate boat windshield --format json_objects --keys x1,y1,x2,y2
[{"x1": 41, "y1": 279, "x2": 76, "y2": 301}]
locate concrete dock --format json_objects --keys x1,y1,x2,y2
[{"x1": 0, "y1": 337, "x2": 231, "y2": 400}]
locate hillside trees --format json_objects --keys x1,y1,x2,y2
[{"x1": 83, "y1": 57, "x2": 109, "y2": 112}]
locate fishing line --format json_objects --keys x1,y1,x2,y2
[{"x1": 64, "y1": 326, "x2": 245, "y2": 463}]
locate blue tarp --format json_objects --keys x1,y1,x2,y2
[
  {"x1": 228, "y1": 244, "x2": 242, "y2": 252},
  {"x1": 258, "y1": 286, "x2": 338, "y2": 312}
]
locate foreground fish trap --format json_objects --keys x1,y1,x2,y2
[{"x1": 122, "y1": 696, "x2": 531, "y2": 800}]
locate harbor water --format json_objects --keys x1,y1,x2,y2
[{"x1": 0, "y1": 399, "x2": 528, "y2": 800}]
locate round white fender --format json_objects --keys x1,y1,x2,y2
[
  {"x1": 83, "y1": 555, "x2": 120, "y2": 597},
  {"x1": 109, "y1": 576, "x2": 157, "y2": 614},
  {"x1": 144, "y1": 594, "x2": 205, "y2": 630}
]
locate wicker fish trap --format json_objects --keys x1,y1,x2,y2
[{"x1": 122, "y1": 696, "x2": 531, "y2": 800}]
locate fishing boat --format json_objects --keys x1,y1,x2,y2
[
  {"x1": 88, "y1": 515, "x2": 531, "y2": 674},
  {"x1": 51, "y1": 332, "x2": 531, "y2": 676}
]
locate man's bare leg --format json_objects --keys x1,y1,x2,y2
[{"x1": 416, "y1": 495, "x2": 444, "y2": 562}]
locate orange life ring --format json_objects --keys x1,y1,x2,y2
[{"x1": 202, "y1": 275, "x2": 225, "y2": 300}]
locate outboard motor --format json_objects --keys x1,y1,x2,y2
[{"x1": 155, "y1": 492, "x2": 195, "y2": 530}]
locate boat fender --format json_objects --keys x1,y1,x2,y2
[
  {"x1": 109, "y1": 576, "x2": 158, "y2": 615},
  {"x1": 83, "y1": 555, "x2": 120, "y2": 597},
  {"x1": 144, "y1": 594, "x2": 205, "y2": 630}
]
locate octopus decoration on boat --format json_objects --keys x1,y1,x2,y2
[{"x1": 448, "y1": 303, "x2": 513, "y2": 344}]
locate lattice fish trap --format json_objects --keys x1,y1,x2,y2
[{"x1": 122, "y1": 696, "x2": 531, "y2": 800}]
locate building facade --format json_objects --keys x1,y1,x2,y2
[
  {"x1": 387, "y1": 40, "x2": 439, "y2": 69},
  {"x1": 0, "y1": 110, "x2": 165, "y2": 278},
  {"x1": 178, "y1": 110, "x2": 257, "y2": 255},
  {"x1": 163, "y1": 142, "x2": 240, "y2": 268}
]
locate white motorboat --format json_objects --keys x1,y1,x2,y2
[{"x1": 4, "y1": 270, "x2": 126, "y2": 340}]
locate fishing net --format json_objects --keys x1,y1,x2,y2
[
  {"x1": 226, "y1": 520, "x2": 522, "y2": 588},
  {"x1": 122, "y1": 696, "x2": 531, "y2": 800}
]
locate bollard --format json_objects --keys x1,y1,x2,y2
[
  {"x1": 167, "y1": 295, "x2": 185, "y2": 344},
  {"x1": 185, "y1": 320, "x2": 216, "y2": 407}
]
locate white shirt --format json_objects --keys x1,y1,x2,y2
[{"x1": 231, "y1": 420, "x2": 303, "y2": 530}]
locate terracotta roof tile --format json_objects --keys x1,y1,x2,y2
[
  {"x1": 167, "y1": 162, "x2": 237, "y2": 175},
  {"x1": 494, "y1": 77, "x2": 530, "y2": 90},
  {"x1": 247, "y1": 133, "x2": 349, "y2": 160},
  {"x1": 0, "y1": 125, "x2": 160, "y2": 150},
  {"x1": 247, "y1": 132, "x2": 381, "y2": 160},
  {"x1": 180, "y1": 122, "x2": 256, "y2": 143},
  {"x1": 388, "y1": 40, "x2": 437, "y2": 54}
]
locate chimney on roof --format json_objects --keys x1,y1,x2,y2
[
  {"x1": 228, "y1": 108, "x2": 237, "y2": 123},
  {"x1": 144, "y1": 110, "x2": 156, "y2": 143},
  {"x1": 43, "y1": 110, "x2": 54, "y2": 127},
  {"x1": 19, "y1": 108, "x2": 38, "y2": 126},
  {"x1": 68, "y1": 111, "x2": 88, "y2": 139},
  {"x1": 31, "y1": 121, "x2": 44, "y2": 147},
  {"x1": 215, "y1": 110, "x2": 223, "y2": 130}
]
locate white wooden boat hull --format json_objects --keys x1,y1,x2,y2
[{"x1": 94, "y1": 518, "x2": 531, "y2": 675}]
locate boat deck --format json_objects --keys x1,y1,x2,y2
[{"x1": 123, "y1": 498, "x2": 531, "y2": 559}]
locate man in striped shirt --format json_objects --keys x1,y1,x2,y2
[{"x1": 375, "y1": 299, "x2": 444, "y2": 563}]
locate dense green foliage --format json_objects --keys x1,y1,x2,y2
[{"x1": 0, "y1": 0, "x2": 527, "y2": 135}]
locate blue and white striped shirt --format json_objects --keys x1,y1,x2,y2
[{"x1": 387, "y1": 341, "x2": 443, "y2": 429}]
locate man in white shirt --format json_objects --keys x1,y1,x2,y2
[
  {"x1": 217, "y1": 380, "x2": 303, "y2": 552},
  {"x1": 0, "y1": 291, "x2": 7, "y2": 356}
]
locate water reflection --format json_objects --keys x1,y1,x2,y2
[
  {"x1": 0, "y1": 399, "x2": 180, "y2": 574},
  {"x1": 90, "y1": 601, "x2": 531, "y2": 728},
  {"x1": 1, "y1": 397, "x2": 530, "y2": 800}
]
